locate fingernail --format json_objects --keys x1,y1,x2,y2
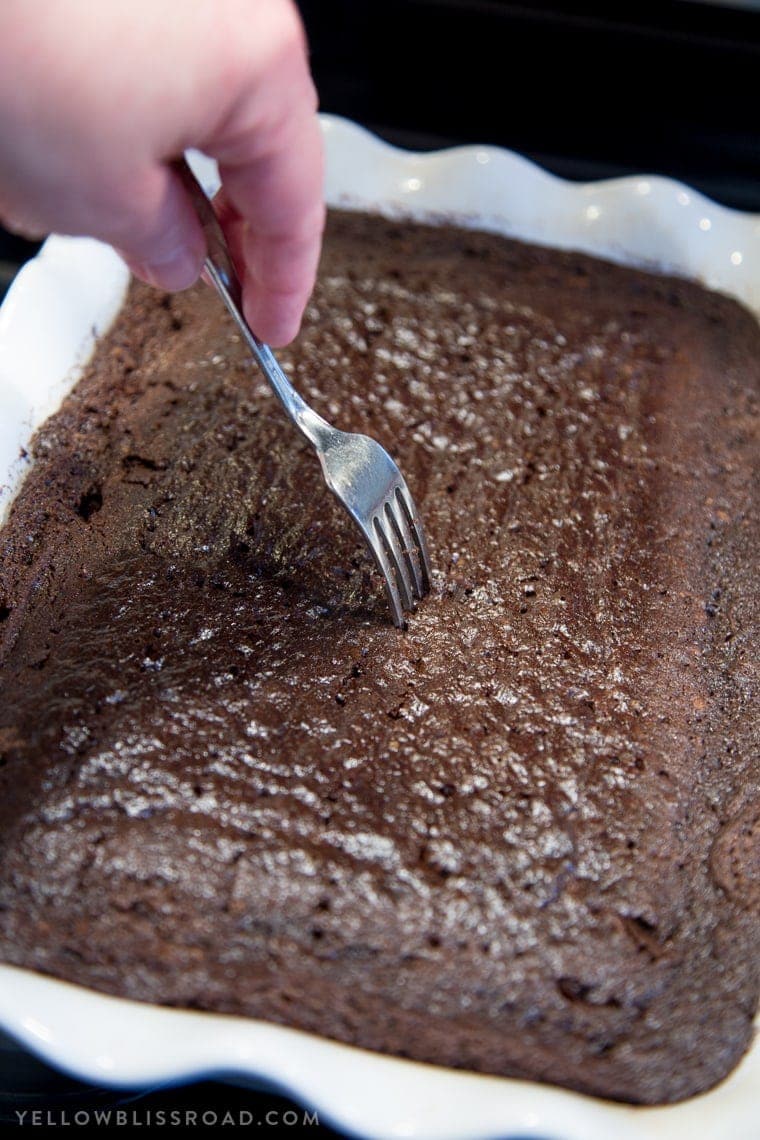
[
  {"x1": 244, "y1": 298, "x2": 302, "y2": 348},
  {"x1": 145, "y1": 248, "x2": 201, "y2": 291},
  {"x1": 136, "y1": 247, "x2": 202, "y2": 292},
  {"x1": 266, "y1": 319, "x2": 300, "y2": 348}
]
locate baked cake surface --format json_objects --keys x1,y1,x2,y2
[{"x1": 0, "y1": 212, "x2": 757, "y2": 1104}]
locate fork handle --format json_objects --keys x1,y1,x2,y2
[
  {"x1": 175, "y1": 158, "x2": 332, "y2": 450},
  {"x1": 174, "y1": 158, "x2": 244, "y2": 311}
]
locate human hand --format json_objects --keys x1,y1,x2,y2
[{"x1": 0, "y1": 0, "x2": 324, "y2": 346}]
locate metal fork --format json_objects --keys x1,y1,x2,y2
[{"x1": 178, "y1": 160, "x2": 432, "y2": 627}]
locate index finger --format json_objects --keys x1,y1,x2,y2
[{"x1": 216, "y1": 99, "x2": 325, "y2": 347}]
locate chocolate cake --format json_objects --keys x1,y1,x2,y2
[{"x1": 0, "y1": 211, "x2": 757, "y2": 1105}]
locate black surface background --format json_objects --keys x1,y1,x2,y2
[
  {"x1": 1, "y1": 0, "x2": 758, "y2": 1132},
  {"x1": 299, "y1": 0, "x2": 760, "y2": 210}
]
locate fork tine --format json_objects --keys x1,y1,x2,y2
[
  {"x1": 385, "y1": 497, "x2": 424, "y2": 600},
  {"x1": 375, "y1": 515, "x2": 414, "y2": 612},
  {"x1": 395, "y1": 484, "x2": 432, "y2": 594},
  {"x1": 382, "y1": 505, "x2": 417, "y2": 610},
  {"x1": 368, "y1": 520, "x2": 405, "y2": 627}
]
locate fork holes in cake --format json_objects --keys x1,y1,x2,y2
[{"x1": 76, "y1": 486, "x2": 103, "y2": 521}]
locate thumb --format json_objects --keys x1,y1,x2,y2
[{"x1": 113, "y1": 163, "x2": 206, "y2": 291}]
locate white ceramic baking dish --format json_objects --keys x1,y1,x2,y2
[{"x1": 0, "y1": 115, "x2": 758, "y2": 1140}]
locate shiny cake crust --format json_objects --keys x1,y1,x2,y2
[{"x1": 0, "y1": 212, "x2": 758, "y2": 1104}]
